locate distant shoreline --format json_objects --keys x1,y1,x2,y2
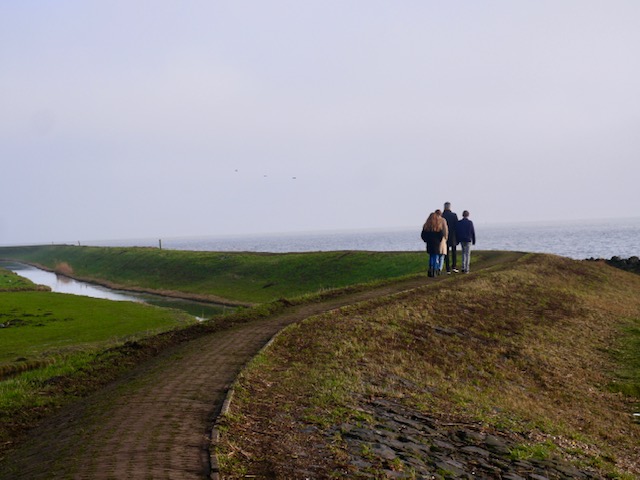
[{"x1": 2, "y1": 217, "x2": 639, "y2": 260}]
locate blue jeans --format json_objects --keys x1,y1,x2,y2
[
  {"x1": 429, "y1": 254, "x2": 439, "y2": 271},
  {"x1": 460, "y1": 242, "x2": 471, "y2": 272}
]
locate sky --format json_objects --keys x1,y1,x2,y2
[{"x1": 1, "y1": 1, "x2": 639, "y2": 245}]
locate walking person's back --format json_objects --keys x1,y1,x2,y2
[
  {"x1": 442, "y1": 202, "x2": 459, "y2": 273},
  {"x1": 456, "y1": 210, "x2": 476, "y2": 273},
  {"x1": 422, "y1": 212, "x2": 445, "y2": 277}
]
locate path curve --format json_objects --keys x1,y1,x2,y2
[{"x1": 0, "y1": 254, "x2": 518, "y2": 479}]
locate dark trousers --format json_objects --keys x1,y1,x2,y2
[{"x1": 445, "y1": 243, "x2": 457, "y2": 271}]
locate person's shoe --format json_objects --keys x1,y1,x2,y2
[
  {"x1": 452, "y1": 268, "x2": 459, "y2": 273},
  {"x1": 428, "y1": 267, "x2": 434, "y2": 277},
  {"x1": 446, "y1": 270, "x2": 451, "y2": 275}
]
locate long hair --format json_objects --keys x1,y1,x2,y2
[{"x1": 423, "y1": 212, "x2": 441, "y2": 232}]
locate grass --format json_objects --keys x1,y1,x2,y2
[
  {"x1": 0, "y1": 266, "x2": 46, "y2": 292},
  {"x1": 0, "y1": 288, "x2": 196, "y2": 450},
  {"x1": 217, "y1": 254, "x2": 640, "y2": 478},
  {"x1": 509, "y1": 440, "x2": 557, "y2": 461},
  {"x1": 0, "y1": 291, "x2": 195, "y2": 365},
  {"x1": 0, "y1": 245, "x2": 432, "y2": 304},
  {"x1": 611, "y1": 317, "x2": 640, "y2": 398}
]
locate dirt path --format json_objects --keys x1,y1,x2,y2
[{"x1": 0, "y1": 254, "x2": 519, "y2": 479}]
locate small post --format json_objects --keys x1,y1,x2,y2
[{"x1": 159, "y1": 239, "x2": 162, "y2": 250}]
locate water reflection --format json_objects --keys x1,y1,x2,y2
[{"x1": 0, "y1": 262, "x2": 231, "y2": 320}]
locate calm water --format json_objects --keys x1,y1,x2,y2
[
  {"x1": 1, "y1": 262, "x2": 231, "y2": 320},
  {"x1": 85, "y1": 218, "x2": 640, "y2": 260}
]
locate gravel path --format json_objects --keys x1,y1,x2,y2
[{"x1": 0, "y1": 275, "x2": 448, "y2": 480}]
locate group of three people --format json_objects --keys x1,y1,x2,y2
[{"x1": 421, "y1": 202, "x2": 476, "y2": 278}]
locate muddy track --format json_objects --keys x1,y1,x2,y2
[{"x1": 0, "y1": 254, "x2": 518, "y2": 479}]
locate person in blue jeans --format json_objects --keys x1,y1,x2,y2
[
  {"x1": 421, "y1": 211, "x2": 447, "y2": 277},
  {"x1": 456, "y1": 210, "x2": 476, "y2": 273}
]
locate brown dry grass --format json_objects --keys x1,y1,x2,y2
[
  {"x1": 54, "y1": 262, "x2": 74, "y2": 276},
  {"x1": 217, "y1": 254, "x2": 640, "y2": 478}
]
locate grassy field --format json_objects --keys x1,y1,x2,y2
[
  {"x1": 0, "y1": 265, "x2": 197, "y2": 449},
  {"x1": 217, "y1": 254, "x2": 640, "y2": 478},
  {"x1": 0, "y1": 292, "x2": 195, "y2": 365},
  {"x1": 0, "y1": 245, "x2": 436, "y2": 304},
  {"x1": 0, "y1": 267, "x2": 47, "y2": 292}
]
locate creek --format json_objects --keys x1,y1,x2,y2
[{"x1": 1, "y1": 261, "x2": 232, "y2": 320}]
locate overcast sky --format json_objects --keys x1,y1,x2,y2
[{"x1": 2, "y1": 1, "x2": 639, "y2": 245}]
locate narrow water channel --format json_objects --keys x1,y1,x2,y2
[{"x1": 1, "y1": 262, "x2": 232, "y2": 320}]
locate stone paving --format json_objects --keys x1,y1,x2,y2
[{"x1": 330, "y1": 398, "x2": 604, "y2": 479}]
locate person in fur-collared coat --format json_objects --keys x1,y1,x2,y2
[
  {"x1": 421, "y1": 210, "x2": 448, "y2": 277},
  {"x1": 436, "y1": 209, "x2": 449, "y2": 270}
]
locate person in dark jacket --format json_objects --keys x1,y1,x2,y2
[
  {"x1": 455, "y1": 210, "x2": 476, "y2": 273},
  {"x1": 421, "y1": 212, "x2": 446, "y2": 277},
  {"x1": 442, "y1": 202, "x2": 459, "y2": 274}
]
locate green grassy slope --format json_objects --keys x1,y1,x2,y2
[
  {"x1": 0, "y1": 291, "x2": 194, "y2": 365},
  {"x1": 0, "y1": 267, "x2": 46, "y2": 292},
  {"x1": 0, "y1": 245, "x2": 437, "y2": 303}
]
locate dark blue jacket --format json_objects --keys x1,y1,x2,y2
[
  {"x1": 442, "y1": 210, "x2": 458, "y2": 245},
  {"x1": 456, "y1": 218, "x2": 476, "y2": 244}
]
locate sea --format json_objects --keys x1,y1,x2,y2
[{"x1": 81, "y1": 217, "x2": 640, "y2": 261}]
